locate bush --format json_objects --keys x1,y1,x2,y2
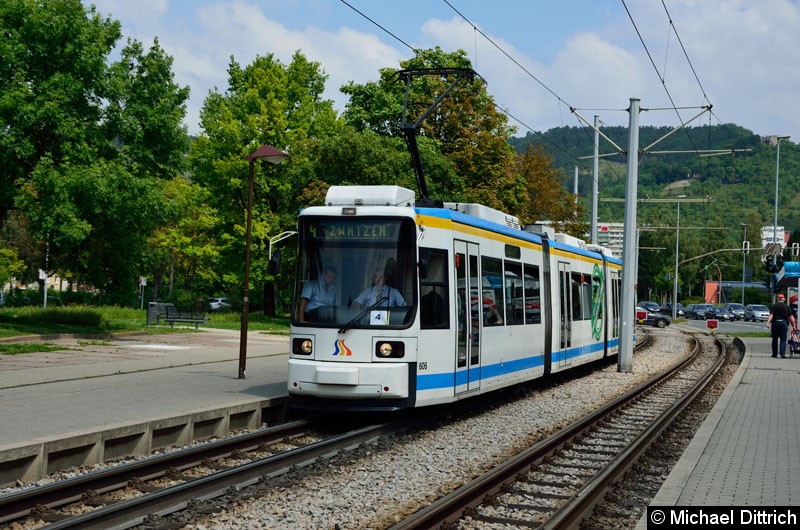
[{"x1": 11, "y1": 306, "x2": 104, "y2": 328}]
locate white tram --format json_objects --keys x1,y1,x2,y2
[{"x1": 287, "y1": 185, "x2": 622, "y2": 411}]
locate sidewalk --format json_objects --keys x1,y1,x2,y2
[
  {"x1": 636, "y1": 336, "x2": 800, "y2": 527},
  {"x1": 0, "y1": 328, "x2": 290, "y2": 485}
]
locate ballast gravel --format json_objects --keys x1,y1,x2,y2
[{"x1": 184, "y1": 327, "x2": 699, "y2": 530}]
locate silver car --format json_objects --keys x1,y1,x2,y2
[
  {"x1": 744, "y1": 304, "x2": 769, "y2": 322},
  {"x1": 723, "y1": 303, "x2": 746, "y2": 320}
]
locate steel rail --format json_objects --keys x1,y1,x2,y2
[
  {"x1": 43, "y1": 421, "x2": 401, "y2": 530},
  {"x1": 388, "y1": 334, "x2": 715, "y2": 530},
  {"x1": 0, "y1": 418, "x2": 319, "y2": 523}
]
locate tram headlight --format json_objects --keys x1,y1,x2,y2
[
  {"x1": 292, "y1": 338, "x2": 313, "y2": 355},
  {"x1": 375, "y1": 341, "x2": 405, "y2": 359}
]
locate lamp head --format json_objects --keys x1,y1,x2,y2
[{"x1": 245, "y1": 144, "x2": 290, "y2": 164}]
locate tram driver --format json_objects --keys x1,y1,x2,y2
[{"x1": 298, "y1": 264, "x2": 337, "y2": 322}]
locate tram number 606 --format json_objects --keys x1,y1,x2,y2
[{"x1": 418, "y1": 362, "x2": 428, "y2": 371}]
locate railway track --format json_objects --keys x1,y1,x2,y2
[
  {"x1": 0, "y1": 328, "x2": 681, "y2": 530},
  {"x1": 0, "y1": 416, "x2": 408, "y2": 530},
  {"x1": 388, "y1": 332, "x2": 725, "y2": 530}
]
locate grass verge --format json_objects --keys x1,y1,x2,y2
[{"x1": 0, "y1": 307, "x2": 290, "y2": 339}]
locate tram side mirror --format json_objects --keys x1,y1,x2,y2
[
  {"x1": 418, "y1": 251, "x2": 429, "y2": 279},
  {"x1": 269, "y1": 249, "x2": 281, "y2": 276}
]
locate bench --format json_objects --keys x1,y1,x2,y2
[{"x1": 164, "y1": 304, "x2": 208, "y2": 330}]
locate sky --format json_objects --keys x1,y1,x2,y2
[{"x1": 85, "y1": 0, "x2": 800, "y2": 142}]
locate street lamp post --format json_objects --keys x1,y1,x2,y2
[
  {"x1": 671, "y1": 195, "x2": 687, "y2": 320},
  {"x1": 239, "y1": 144, "x2": 290, "y2": 379},
  {"x1": 741, "y1": 223, "x2": 747, "y2": 305},
  {"x1": 672, "y1": 201, "x2": 681, "y2": 320},
  {"x1": 773, "y1": 135, "x2": 790, "y2": 244}
]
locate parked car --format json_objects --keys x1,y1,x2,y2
[
  {"x1": 723, "y1": 303, "x2": 746, "y2": 320},
  {"x1": 639, "y1": 301, "x2": 661, "y2": 313},
  {"x1": 208, "y1": 297, "x2": 231, "y2": 311},
  {"x1": 744, "y1": 304, "x2": 770, "y2": 322},
  {"x1": 710, "y1": 306, "x2": 735, "y2": 321},
  {"x1": 635, "y1": 305, "x2": 671, "y2": 328},
  {"x1": 687, "y1": 303, "x2": 715, "y2": 320},
  {"x1": 661, "y1": 302, "x2": 686, "y2": 317}
]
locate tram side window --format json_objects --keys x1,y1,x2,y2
[
  {"x1": 481, "y1": 256, "x2": 504, "y2": 326},
  {"x1": 580, "y1": 274, "x2": 592, "y2": 320},
  {"x1": 570, "y1": 272, "x2": 591, "y2": 321},
  {"x1": 523, "y1": 263, "x2": 541, "y2": 324},
  {"x1": 419, "y1": 248, "x2": 449, "y2": 328},
  {"x1": 504, "y1": 260, "x2": 524, "y2": 326}
]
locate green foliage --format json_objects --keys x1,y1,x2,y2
[
  {"x1": 0, "y1": 342, "x2": 68, "y2": 355},
  {"x1": 0, "y1": 0, "x2": 190, "y2": 303},
  {"x1": 189, "y1": 51, "x2": 337, "y2": 310},
  {"x1": 515, "y1": 124, "x2": 799, "y2": 301},
  {"x1": 0, "y1": 305, "x2": 290, "y2": 338},
  {"x1": 342, "y1": 47, "x2": 519, "y2": 210},
  {"x1": 3, "y1": 306, "x2": 104, "y2": 327},
  {"x1": 143, "y1": 176, "x2": 221, "y2": 302},
  {"x1": 0, "y1": 248, "x2": 24, "y2": 286}
]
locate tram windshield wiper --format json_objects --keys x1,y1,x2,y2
[{"x1": 338, "y1": 298, "x2": 387, "y2": 334}]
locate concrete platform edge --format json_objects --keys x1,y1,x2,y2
[{"x1": 0, "y1": 396, "x2": 287, "y2": 487}]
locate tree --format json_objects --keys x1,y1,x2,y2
[
  {"x1": 0, "y1": 0, "x2": 121, "y2": 228},
  {"x1": 143, "y1": 177, "x2": 221, "y2": 302},
  {"x1": 0, "y1": 248, "x2": 24, "y2": 288},
  {"x1": 189, "y1": 51, "x2": 337, "y2": 313},
  {"x1": 342, "y1": 47, "x2": 519, "y2": 209},
  {"x1": 0, "y1": 0, "x2": 190, "y2": 303},
  {"x1": 517, "y1": 143, "x2": 586, "y2": 235}
]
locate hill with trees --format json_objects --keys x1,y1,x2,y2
[{"x1": 511, "y1": 124, "x2": 799, "y2": 302}]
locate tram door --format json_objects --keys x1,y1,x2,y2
[
  {"x1": 454, "y1": 240, "x2": 481, "y2": 394},
  {"x1": 557, "y1": 262, "x2": 573, "y2": 367}
]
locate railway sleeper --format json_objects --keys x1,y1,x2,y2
[
  {"x1": 31, "y1": 504, "x2": 70, "y2": 522},
  {"x1": 129, "y1": 477, "x2": 162, "y2": 492},
  {"x1": 81, "y1": 489, "x2": 115, "y2": 507},
  {"x1": 506, "y1": 482, "x2": 575, "y2": 500},
  {"x1": 201, "y1": 457, "x2": 231, "y2": 470},
  {"x1": 472, "y1": 506, "x2": 548, "y2": 527},
  {"x1": 497, "y1": 496, "x2": 567, "y2": 511},
  {"x1": 521, "y1": 474, "x2": 584, "y2": 489},
  {"x1": 186, "y1": 498, "x2": 220, "y2": 515},
  {"x1": 543, "y1": 464, "x2": 597, "y2": 478},
  {"x1": 546, "y1": 457, "x2": 604, "y2": 471},
  {"x1": 165, "y1": 467, "x2": 194, "y2": 481},
  {"x1": 570, "y1": 446, "x2": 619, "y2": 457}
]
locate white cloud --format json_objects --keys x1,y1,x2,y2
[{"x1": 86, "y1": 0, "x2": 800, "y2": 140}]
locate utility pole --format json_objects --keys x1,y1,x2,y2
[
  {"x1": 619, "y1": 98, "x2": 640, "y2": 374},
  {"x1": 591, "y1": 115, "x2": 599, "y2": 244}
]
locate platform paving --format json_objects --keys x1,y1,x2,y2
[
  {"x1": 636, "y1": 335, "x2": 800, "y2": 528},
  {"x1": 0, "y1": 328, "x2": 290, "y2": 485}
]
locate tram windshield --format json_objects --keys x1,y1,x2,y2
[{"x1": 293, "y1": 216, "x2": 417, "y2": 328}]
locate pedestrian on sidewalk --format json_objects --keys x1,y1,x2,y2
[{"x1": 767, "y1": 293, "x2": 797, "y2": 358}]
